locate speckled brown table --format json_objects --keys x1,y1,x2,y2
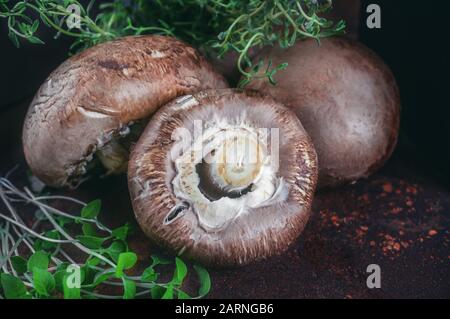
[{"x1": 1, "y1": 101, "x2": 449, "y2": 299}]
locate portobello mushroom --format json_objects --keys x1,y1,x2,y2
[
  {"x1": 128, "y1": 89, "x2": 318, "y2": 267},
  {"x1": 246, "y1": 37, "x2": 400, "y2": 188},
  {"x1": 22, "y1": 35, "x2": 228, "y2": 187}
]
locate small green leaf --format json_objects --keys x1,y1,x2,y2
[
  {"x1": 54, "y1": 270, "x2": 66, "y2": 292},
  {"x1": 172, "y1": 257, "x2": 187, "y2": 286},
  {"x1": 33, "y1": 239, "x2": 43, "y2": 251},
  {"x1": 33, "y1": 268, "x2": 55, "y2": 296},
  {"x1": 8, "y1": 31, "x2": 19, "y2": 48},
  {"x1": 56, "y1": 262, "x2": 70, "y2": 272},
  {"x1": 194, "y1": 265, "x2": 211, "y2": 297},
  {"x1": 31, "y1": 20, "x2": 39, "y2": 33},
  {"x1": 105, "y1": 240, "x2": 127, "y2": 262},
  {"x1": 81, "y1": 199, "x2": 101, "y2": 219},
  {"x1": 56, "y1": 216, "x2": 72, "y2": 227},
  {"x1": 277, "y1": 62, "x2": 289, "y2": 71},
  {"x1": 76, "y1": 235, "x2": 106, "y2": 249},
  {"x1": 161, "y1": 284, "x2": 174, "y2": 299},
  {"x1": 1, "y1": 273, "x2": 29, "y2": 299},
  {"x1": 112, "y1": 224, "x2": 130, "y2": 241},
  {"x1": 27, "y1": 251, "x2": 49, "y2": 272},
  {"x1": 17, "y1": 22, "x2": 28, "y2": 33},
  {"x1": 79, "y1": 265, "x2": 93, "y2": 285},
  {"x1": 116, "y1": 252, "x2": 137, "y2": 278},
  {"x1": 141, "y1": 266, "x2": 158, "y2": 282},
  {"x1": 93, "y1": 268, "x2": 115, "y2": 286},
  {"x1": 150, "y1": 254, "x2": 171, "y2": 266},
  {"x1": 56, "y1": 265, "x2": 82, "y2": 294},
  {"x1": 63, "y1": 275, "x2": 81, "y2": 299},
  {"x1": 122, "y1": 278, "x2": 136, "y2": 299},
  {"x1": 39, "y1": 13, "x2": 51, "y2": 27},
  {"x1": 28, "y1": 36, "x2": 45, "y2": 45},
  {"x1": 86, "y1": 256, "x2": 101, "y2": 267},
  {"x1": 41, "y1": 230, "x2": 60, "y2": 251},
  {"x1": 82, "y1": 222, "x2": 98, "y2": 236},
  {"x1": 10, "y1": 256, "x2": 27, "y2": 274}
]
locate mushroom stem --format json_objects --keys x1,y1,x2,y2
[
  {"x1": 202, "y1": 129, "x2": 264, "y2": 193},
  {"x1": 96, "y1": 139, "x2": 129, "y2": 175}
]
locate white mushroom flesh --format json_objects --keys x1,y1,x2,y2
[{"x1": 171, "y1": 118, "x2": 288, "y2": 232}]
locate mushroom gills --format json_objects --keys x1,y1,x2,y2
[
  {"x1": 63, "y1": 120, "x2": 148, "y2": 186},
  {"x1": 164, "y1": 202, "x2": 190, "y2": 225},
  {"x1": 171, "y1": 120, "x2": 288, "y2": 232}
]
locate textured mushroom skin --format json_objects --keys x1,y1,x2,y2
[
  {"x1": 246, "y1": 37, "x2": 400, "y2": 188},
  {"x1": 22, "y1": 35, "x2": 228, "y2": 187},
  {"x1": 128, "y1": 89, "x2": 318, "y2": 267}
]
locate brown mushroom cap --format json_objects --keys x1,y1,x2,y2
[
  {"x1": 246, "y1": 37, "x2": 400, "y2": 188},
  {"x1": 22, "y1": 35, "x2": 228, "y2": 187},
  {"x1": 128, "y1": 89, "x2": 318, "y2": 267}
]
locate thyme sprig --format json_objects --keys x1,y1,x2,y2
[
  {"x1": 0, "y1": 176, "x2": 210, "y2": 299},
  {"x1": 0, "y1": 0, "x2": 345, "y2": 86}
]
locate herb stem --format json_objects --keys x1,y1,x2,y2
[{"x1": 23, "y1": 188, "x2": 117, "y2": 268}]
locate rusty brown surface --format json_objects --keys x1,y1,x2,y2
[
  {"x1": 204, "y1": 154, "x2": 449, "y2": 298},
  {"x1": 1, "y1": 137, "x2": 448, "y2": 299}
]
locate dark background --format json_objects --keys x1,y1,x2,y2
[{"x1": 359, "y1": 0, "x2": 450, "y2": 187}]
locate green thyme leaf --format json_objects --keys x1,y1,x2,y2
[{"x1": 0, "y1": 0, "x2": 345, "y2": 85}]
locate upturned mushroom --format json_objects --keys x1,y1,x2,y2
[
  {"x1": 22, "y1": 35, "x2": 228, "y2": 187},
  {"x1": 128, "y1": 89, "x2": 318, "y2": 267},
  {"x1": 246, "y1": 37, "x2": 401, "y2": 188}
]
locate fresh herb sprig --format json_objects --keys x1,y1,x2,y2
[
  {"x1": 0, "y1": 0, "x2": 345, "y2": 86},
  {"x1": 0, "y1": 177, "x2": 210, "y2": 299}
]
